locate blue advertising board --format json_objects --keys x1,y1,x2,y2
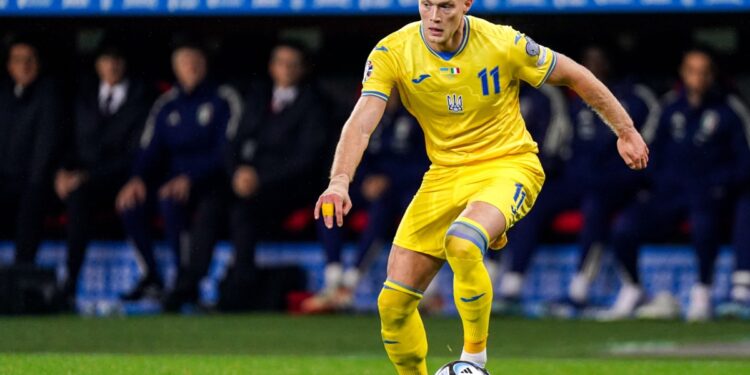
[
  {"x1": 0, "y1": 0, "x2": 747, "y2": 16},
  {"x1": 0, "y1": 241, "x2": 737, "y2": 317}
]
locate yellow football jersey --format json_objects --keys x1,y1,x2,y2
[{"x1": 361, "y1": 15, "x2": 557, "y2": 167}]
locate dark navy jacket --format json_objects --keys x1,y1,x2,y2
[
  {"x1": 229, "y1": 81, "x2": 329, "y2": 193},
  {"x1": 567, "y1": 81, "x2": 659, "y2": 191},
  {"x1": 649, "y1": 89, "x2": 750, "y2": 196},
  {"x1": 67, "y1": 78, "x2": 151, "y2": 184},
  {"x1": 134, "y1": 81, "x2": 242, "y2": 185},
  {"x1": 0, "y1": 76, "x2": 63, "y2": 191}
]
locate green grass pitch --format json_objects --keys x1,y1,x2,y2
[{"x1": 1, "y1": 314, "x2": 749, "y2": 374}]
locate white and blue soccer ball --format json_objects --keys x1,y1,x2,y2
[{"x1": 434, "y1": 361, "x2": 489, "y2": 375}]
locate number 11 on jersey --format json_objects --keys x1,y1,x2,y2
[{"x1": 478, "y1": 66, "x2": 500, "y2": 96}]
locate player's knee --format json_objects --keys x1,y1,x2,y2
[
  {"x1": 444, "y1": 220, "x2": 489, "y2": 262},
  {"x1": 378, "y1": 283, "x2": 421, "y2": 326}
]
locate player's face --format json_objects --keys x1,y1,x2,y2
[
  {"x1": 172, "y1": 48, "x2": 207, "y2": 92},
  {"x1": 680, "y1": 52, "x2": 714, "y2": 98},
  {"x1": 95, "y1": 55, "x2": 126, "y2": 86},
  {"x1": 269, "y1": 46, "x2": 305, "y2": 88},
  {"x1": 419, "y1": 0, "x2": 471, "y2": 47},
  {"x1": 7, "y1": 44, "x2": 39, "y2": 88}
]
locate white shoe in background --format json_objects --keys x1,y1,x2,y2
[
  {"x1": 686, "y1": 283, "x2": 712, "y2": 322},
  {"x1": 499, "y1": 272, "x2": 523, "y2": 300},
  {"x1": 599, "y1": 283, "x2": 643, "y2": 321},
  {"x1": 568, "y1": 273, "x2": 591, "y2": 305},
  {"x1": 322, "y1": 263, "x2": 343, "y2": 293},
  {"x1": 635, "y1": 291, "x2": 682, "y2": 320}
]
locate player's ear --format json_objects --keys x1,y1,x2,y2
[{"x1": 463, "y1": 0, "x2": 473, "y2": 13}]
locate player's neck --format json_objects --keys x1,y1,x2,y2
[{"x1": 426, "y1": 17, "x2": 465, "y2": 53}]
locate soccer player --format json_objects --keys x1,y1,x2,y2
[{"x1": 314, "y1": 1, "x2": 648, "y2": 373}]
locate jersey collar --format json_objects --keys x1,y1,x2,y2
[{"x1": 419, "y1": 16, "x2": 470, "y2": 62}]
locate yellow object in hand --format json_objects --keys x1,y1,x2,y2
[{"x1": 322, "y1": 203, "x2": 334, "y2": 216}]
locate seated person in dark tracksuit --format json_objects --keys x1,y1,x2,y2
[
  {"x1": 608, "y1": 48, "x2": 750, "y2": 321},
  {"x1": 0, "y1": 39, "x2": 63, "y2": 268},
  {"x1": 55, "y1": 46, "x2": 152, "y2": 305},
  {"x1": 115, "y1": 43, "x2": 241, "y2": 311}
]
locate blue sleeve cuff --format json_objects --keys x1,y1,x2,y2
[
  {"x1": 536, "y1": 51, "x2": 558, "y2": 88},
  {"x1": 362, "y1": 90, "x2": 390, "y2": 102}
]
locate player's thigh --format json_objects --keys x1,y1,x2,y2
[
  {"x1": 386, "y1": 244, "x2": 445, "y2": 292},
  {"x1": 459, "y1": 201, "x2": 507, "y2": 242},
  {"x1": 393, "y1": 174, "x2": 461, "y2": 259},
  {"x1": 467, "y1": 154, "x2": 545, "y2": 247}
]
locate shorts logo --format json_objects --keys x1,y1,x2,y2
[
  {"x1": 362, "y1": 60, "x2": 374, "y2": 83},
  {"x1": 510, "y1": 183, "x2": 526, "y2": 218},
  {"x1": 447, "y1": 94, "x2": 463, "y2": 113}
]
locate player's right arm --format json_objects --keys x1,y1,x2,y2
[
  {"x1": 315, "y1": 41, "x2": 398, "y2": 229},
  {"x1": 314, "y1": 96, "x2": 387, "y2": 229}
]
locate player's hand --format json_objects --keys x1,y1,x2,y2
[
  {"x1": 314, "y1": 174, "x2": 353, "y2": 229},
  {"x1": 233, "y1": 166, "x2": 260, "y2": 198},
  {"x1": 159, "y1": 174, "x2": 191, "y2": 202},
  {"x1": 616, "y1": 128, "x2": 649, "y2": 170},
  {"x1": 116, "y1": 177, "x2": 147, "y2": 212},
  {"x1": 361, "y1": 174, "x2": 390, "y2": 201}
]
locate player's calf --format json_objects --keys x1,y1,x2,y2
[
  {"x1": 444, "y1": 217, "x2": 493, "y2": 366},
  {"x1": 378, "y1": 280, "x2": 429, "y2": 375}
]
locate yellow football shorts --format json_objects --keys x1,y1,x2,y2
[{"x1": 392, "y1": 152, "x2": 545, "y2": 259}]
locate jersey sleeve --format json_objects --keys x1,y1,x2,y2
[
  {"x1": 361, "y1": 43, "x2": 399, "y2": 102},
  {"x1": 505, "y1": 27, "x2": 557, "y2": 88}
]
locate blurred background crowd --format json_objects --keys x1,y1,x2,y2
[{"x1": 0, "y1": 13, "x2": 749, "y2": 321}]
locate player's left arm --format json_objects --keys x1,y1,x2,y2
[{"x1": 546, "y1": 53, "x2": 649, "y2": 170}]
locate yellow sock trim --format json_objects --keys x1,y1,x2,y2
[
  {"x1": 383, "y1": 279, "x2": 424, "y2": 299},
  {"x1": 464, "y1": 338, "x2": 488, "y2": 354}
]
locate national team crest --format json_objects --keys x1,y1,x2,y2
[
  {"x1": 362, "y1": 60, "x2": 374, "y2": 83},
  {"x1": 447, "y1": 94, "x2": 463, "y2": 113},
  {"x1": 168, "y1": 111, "x2": 181, "y2": 126},
  {"x1": 198, "y1": 103, "x2": 214, "y2": 126}
]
